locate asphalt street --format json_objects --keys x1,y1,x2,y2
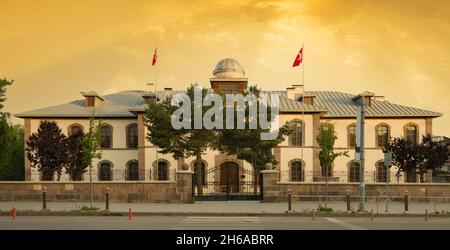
[{"x1": 1, "y1": 216, "x2": 450, "y2": 230}]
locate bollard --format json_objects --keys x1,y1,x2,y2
[
  {"x1": 42, "y1": 186, "x2": 47, "y2": 210},
  {"x1": 404, "y1": 190, "x2": 409, "y2": 214},
  {"x1": 12, "y1": 207, "x2": 16, "y2": 220},
  {"x1": 312, "y1": 209, "x2": 316, "y2": 222},
  {"x1": 129, "y1": 208, "x2": 132, "y2": 221},
  {"x1": 105, "y1": 187, "x2": 110, "y2": 211},
  {"x1": 288, "y1": 188, "x2": 292, "y2": 212},
  {"x1": 346, "y1": 189, "x2": 351, "y2": 213},
  {"x1": 425, "y1": 209, "x2": 429, "y2": 222},
  {"x1": 370, "y1": 209, "x2": 374, "y2": 221}
]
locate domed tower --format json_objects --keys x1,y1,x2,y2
[{"x1": 210, "y1": 58, "x2": 248, "y2": 94}]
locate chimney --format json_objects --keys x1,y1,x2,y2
[
  {"x1": 142, "y1": 92, "x2": 157, "y2": 103},
  {"x1": 352, "y1": 91, "x2": 375, "y2": 107},
  {"x1": 81, "y1": 91, "x2": 104, "y2": 108},
  {"x1": 286, "y1": 84, "x2": 304, "y2": 100}
]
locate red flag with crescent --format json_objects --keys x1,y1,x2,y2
[
  {"x1": 292, "y1": 47, "x2": 303, "y2": 67},
  {"x1": 152, "y1": 48, "x2": 157, "y2": 66}
]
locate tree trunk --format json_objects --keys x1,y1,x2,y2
[
  {"x1": 406, "y1": 168, "x2": 417, "y2": 183},
  {"x1": 89, "y1": 164, "x2": 94, "y2": 208},
  {"x1": 196, "y1": 151, "x2": 203, "y2": 196},
  {"x1": 325, "y1": 165, "x2": 329, "y2": 208}
]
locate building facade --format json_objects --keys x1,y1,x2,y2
[{"x1": 16, "y1": 58, "x2": 443, "y2": 184}]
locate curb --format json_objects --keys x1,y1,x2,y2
[{"x1": 1, "y1": 211, "x2": 450, "y2": 217}]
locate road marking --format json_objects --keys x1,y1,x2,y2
[
  {"x1": 324, "y1": 217, "x2": 367, "y2": 230},
  {"x1": 172, "y1": 216, "x2": 264, "y2": 229}
]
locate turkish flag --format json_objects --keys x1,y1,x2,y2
[
  {"x1": 152, "y1": 48, "x2": 157, "y2": 66},
  {"x1": 292, "y1": 47, "x2": 303, "y2": 67}
]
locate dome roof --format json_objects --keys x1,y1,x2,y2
[{"x1": 213, "y1": 58, "x2": 245, "y2": 78}]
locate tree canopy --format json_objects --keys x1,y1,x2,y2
[
  {"x1": 26, "y1": 121, "x2": 68, "y2": 180},
  {"x1": 316, "y1": 124, "x2": 348, "y2": 176}
]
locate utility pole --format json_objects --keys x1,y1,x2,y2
[{"x1": 352, "y1": 93, "x2": 371, "y2": 211}]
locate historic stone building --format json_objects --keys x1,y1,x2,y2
[{"x1": 16, "y1": 58, "x2": 442, "y2": 184}]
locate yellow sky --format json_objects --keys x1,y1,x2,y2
[{"x1": 1, "y1": 0, "x2": 449, "y2": 135}]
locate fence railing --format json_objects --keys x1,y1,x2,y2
[{"x1": 279, "y1": 170, "x2": 441, "y2": 184}]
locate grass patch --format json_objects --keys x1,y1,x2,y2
[
  {"x1": 79, "y1": 205, "x2": 100, "y2": 211},
  {"x1": 317, "y1": 204, "x2": 333, "y2": 213}
]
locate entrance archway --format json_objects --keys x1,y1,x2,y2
[{"x1": 220, "y1": 162, "x2": 240, "y2": 193}]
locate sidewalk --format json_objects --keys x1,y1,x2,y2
[{"x1": 1, "y1": 201, "x2": 450, "y2": 214}]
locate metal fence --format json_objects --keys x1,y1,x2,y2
[{"x1": 279, "y1": 170, "x2": 439, "y2": 183}]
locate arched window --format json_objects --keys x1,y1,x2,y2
[
  {"x1": 193, "y1": 161, "x2": 207, "y2": 185},
  {"x1": 289, "y1": 120, "x2": 304, "y2": 146},
  {"x1": 68, "y1": 124, "x2": 84, "y2": 136},
  {"x1": 290, "y1": 160, "x2": 304, "y2": 182},
  {"x1": 126, "y1": 124, "x2": 138, "y2": 148},
  {"x1": 348, "y1": 161, "x2": 360, "y2": 182},
  {"x1": 404, "y1": 124, "x2": 418, "y2": 145},
  {"x1": 347, "y1": 124, "x2": 356, "y2": 148},
  {"x1": 98, "y1": 161, "x2": 112, "y2": 181},
  {"x1": 126, "y1": 160, "x2": 139, "y2": 181},
  {"x1": 375, "y1": 124, "x2": 390, "y2": 148},
  {"x1": 100, "y1": 124, "x2": 112, "y2": 149},
  {"x1": 376, "y1": 161, "x2": 389, "y2": 183},
  {"x1": 156, "y1": 161, "x2": 168, "y2": 181}
]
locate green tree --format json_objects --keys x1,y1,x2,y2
[
  {"x1": 386, "y1": 135, "x2": 448, "y2": 183},
  {"x1": 385, "y1": 137, "x2": 424, "y2": 183},
  {"x1": 26, "y1": 121, "x2": 68, "y2": 181},
  {"x1": 66, "y1": 130, "x2": 88, "y2": 181},
  {"x1": 316, "y1": 124, "x2": 348, "y2": 207},
  {"x1": 145, "y1": 84, "x2": 216, "y2": 195},
  {"x1": 81, "y1": 118, "x2": 102, "y2": 207},
  {"x1": 0, "y1": 78, "x2": 14, "y2": 174},
  {"x1": 216, "y1": 86, "x2": 289, "y2": 189},
  {"x1": 420, "y1": 135, "x2": 449, "y2": 182},
  {"x1": 0, "y1": 78, "x2": 13, "y2": 110},
  {"x1": 0, "y1": 124, "x2": 24, "y2": 180}
]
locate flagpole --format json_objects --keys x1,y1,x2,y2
[
  {"x1": 154, "y1": 45, "x2": 159, "y2": 181},
  {"x1": 301, "y1": 43, "x2": 304, "y2": 171}
]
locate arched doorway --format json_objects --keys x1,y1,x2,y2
[{"x1": 220, "y1": 162, "x2": 240, "y2": 193}]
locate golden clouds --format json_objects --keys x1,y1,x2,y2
[{"x1": 0, "y1": 0, "x2": 449, "y2": 135}]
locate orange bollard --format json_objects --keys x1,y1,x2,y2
[
  {"x1": 425, "y1": 209, "x2": 429, "y2": 222},
  {"x1": 129, "y1": 208, "x2": 132, "y2": 221},
  {"x1": 370, "y1": 209, "x2": 374, "y2": 221},
  {"x1": 12, "y1": 207, "x2": 16, "y2": 220},
  {"x1": 312, "y1": 209, "x2": 316, "y2": 222}
]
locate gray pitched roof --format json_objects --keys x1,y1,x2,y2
[
  {"x1": 15, "y1": 89, "x2": 442, "y2": 118},
  {"x1": 307, "y1": 91, "x2": 442, "y2": 118},
  {"x1": 15, "y1": 90, "x2": 146, "y2": 118}
]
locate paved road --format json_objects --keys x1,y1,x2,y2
[
  {"x1": 2, "y1": 201, "x2": 449, "y2": 214},
  {"x1": 1, "y1": 216, "x2": 450, "y2": 230}
]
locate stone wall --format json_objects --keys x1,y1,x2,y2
[
  {"x1": 262, "y1": 171, "x2": 450, "y2": 202},
  {"x1": 0, "y1": 171, "x2": 193, "y2": 203}
]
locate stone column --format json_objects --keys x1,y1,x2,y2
[
  {"x1": 176, "y1": 171, "x2": 194, "y2": 202},
  {"x1": 425, "y1": 118, "x2": 432, "y2": 136},
  {"x1": 312, "y1": 113, "x2": 321, "y2": 178},
  {"x1": 24, "y1": 118, "x2": 32, "y2": 181},
  {"x1": 137, "y1": 114, "x2": 146, "y2": 180},
  {"x1": 261, "y1": 170, "x2": 280, "y2": 202}
]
